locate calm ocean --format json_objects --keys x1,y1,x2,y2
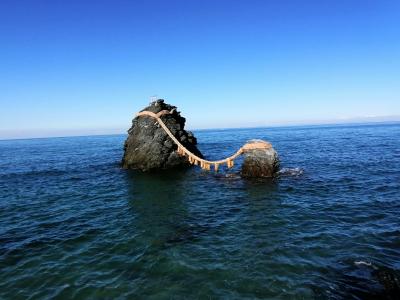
[{"x1": 0, "y1": 123, "x2": 399, "y2": 299}]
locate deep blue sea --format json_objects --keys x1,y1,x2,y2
[{"x1": 0, "y1": 123, "x2": 399, "y2": 299}]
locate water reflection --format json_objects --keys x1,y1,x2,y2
[{"x1": 125, "y1": 169, "x2": 213, "y2": 250}]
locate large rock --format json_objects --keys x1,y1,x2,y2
[
  {"x1": 240, "y1": 140, "x2": 279, "y2": 178},
  {"x1": 122, "y1": 99, "x2": 203, "y2": 171}
]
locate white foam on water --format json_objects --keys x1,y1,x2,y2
[
  {"x1": 278, "y1": 167, "x2": 304, "y2": 177},
  {"x1": 354, "y1": 260, "x2": 372, "y2": 267}
]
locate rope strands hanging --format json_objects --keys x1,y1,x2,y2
[
  {"x1": 136, "y1": 110, "x2": 273, "y2": 172},
  {"x1": 227, "y1": 160, "x2": 234, "y2": 169}
]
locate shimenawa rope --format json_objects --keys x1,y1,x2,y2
[{"x1": 137, "y1": 109, "x2": 271, "y2": 171}]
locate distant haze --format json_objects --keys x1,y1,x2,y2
[
  {"x1": 1, "y1": 115, "x2": 399, "y2": 140},
  {"x1": 1, "y1": 0, "x2": 399, "y2": 139}
]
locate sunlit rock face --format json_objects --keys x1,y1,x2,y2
[
  {"x1": 240, "y1": 140, "x2": 279, "y2": 178},
  {"x1": 121, "y1": 99, "x2": 203, "y2": 171}
]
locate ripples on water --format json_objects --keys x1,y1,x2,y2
[{"x1": 0, "y1": 123, "x2": 399, "y2": 299}]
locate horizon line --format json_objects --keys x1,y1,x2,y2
[{"x1": 1, "y1": 118, "x2": 399, "y2": 142}]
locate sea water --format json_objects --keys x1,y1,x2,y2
[{"x1": 0, "y1": 123, "x2": 399, "y2": 299}]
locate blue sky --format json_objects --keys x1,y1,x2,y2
[{"x1": 1, "y1": 0, "x2": 399, "y2": 138}]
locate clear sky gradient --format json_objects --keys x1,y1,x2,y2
[{"x1": 1, "y1": 0, "x2": 399, "y2": 139}]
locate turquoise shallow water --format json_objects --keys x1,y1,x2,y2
[{"x1": 0, "y1": 123, "x2": 399, "y2": 299}]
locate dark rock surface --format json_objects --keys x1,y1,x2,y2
[
  {"x1": 122, "y1": 99, "x2": 203, "y2": 171},
  {"x1": 240, "y1": 140, "x2": 279, "y2": 178}
]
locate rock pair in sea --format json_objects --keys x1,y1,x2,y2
[{"x1": 121, "y1": 99, "x2": 279, "y2": 178}]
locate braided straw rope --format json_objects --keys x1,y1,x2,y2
[{"x1": 137, "y1": 110, "x2": 271, "y2": 171}]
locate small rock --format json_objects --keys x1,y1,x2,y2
[{"x1": 240, "y1": 140, "x2": 279, "y2": 178}]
